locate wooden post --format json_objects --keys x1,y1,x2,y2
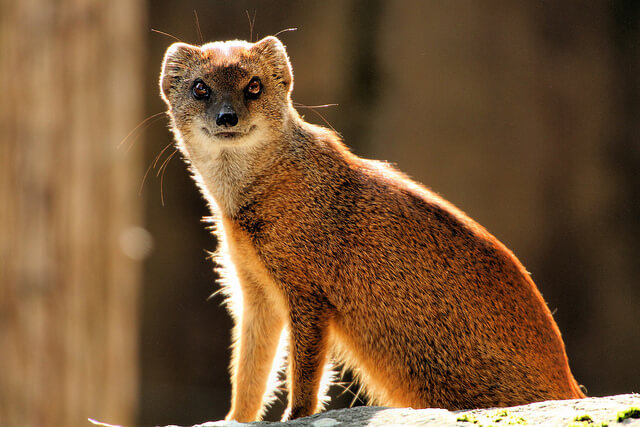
[{"x1": 0, "y1": 1, "x2": 145, "y2": 426}]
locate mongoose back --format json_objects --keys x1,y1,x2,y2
[{"x1": 159, "y1": 36, "x2": 585, "y2": 422}]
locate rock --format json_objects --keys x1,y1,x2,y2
[{"x1": 172, "y1": 394, "x2": 640, "y2": 426}]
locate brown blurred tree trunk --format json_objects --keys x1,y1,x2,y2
[{"x1": 0, "y1": 1, "x2": 145, "y2": 426}]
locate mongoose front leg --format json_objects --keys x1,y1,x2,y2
[
  {"x1": 225, "y1": 283, "x2": 285, "y2": 422},
  {"x1": 285, "y1": 305, "x2": 330, "y2": 420}
]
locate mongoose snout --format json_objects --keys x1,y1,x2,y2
[{"x1": 215, "y1": 104, "x2": 239, "y2": 127}]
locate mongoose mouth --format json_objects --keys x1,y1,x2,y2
[
  {"x1": 215, "y1": 131, "x2": 244, "y2": 139},
  {"x1": 206, "y1": 125, "x2": 256, "y2": 140}
]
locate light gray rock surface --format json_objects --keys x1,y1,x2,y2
[{"x1": 176, "y1": 394, "x2": 640, "y2": 427}]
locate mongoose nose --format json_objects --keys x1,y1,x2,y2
[{"x1": 216, "y1": 111, "x2": 238, "y2": 127}]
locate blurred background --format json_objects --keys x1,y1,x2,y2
[{"x1": 1, "y1": 1, "x2": 639, "y2": 426}]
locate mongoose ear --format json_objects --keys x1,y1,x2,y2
[
  {"x1": 251, "y1": 36, "x2": 294, "y2": 93},
  {"x1": 160, "y1": 42, "x2": 200, "y2": 103}
]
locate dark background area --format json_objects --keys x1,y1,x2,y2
[{"x1": 140, "y1": 1, "x2": 639, "y2": 425}]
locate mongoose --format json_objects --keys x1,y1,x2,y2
[{"x1": 159, "y1": 36, "x2": 585, "y2": 422}]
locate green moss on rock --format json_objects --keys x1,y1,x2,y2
[{"x1": 616, "y1": 407, "x2": 640, "y2": 422}]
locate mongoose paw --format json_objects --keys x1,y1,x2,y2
[
  {"x1": 280, "y1": 407, "x2": 291, "y2": 422},
  {"x1": 282, "y1": 405, "x2": 312, "y2": 421}
]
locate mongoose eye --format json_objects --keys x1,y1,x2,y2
[
  {"x1": 244, "y1": 77, "x2": 262, "y2": 100},
  {"x1": 192, "y1": 79, "x2": 210, "y2": 100}
]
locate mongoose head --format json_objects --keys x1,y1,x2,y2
[{"x1": 160, "y1": 36, "x2": 294, "y2": 153}]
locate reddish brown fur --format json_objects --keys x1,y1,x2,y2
[{"x1": 159, "y1": 36, "x2": 584, "y2": 422}]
